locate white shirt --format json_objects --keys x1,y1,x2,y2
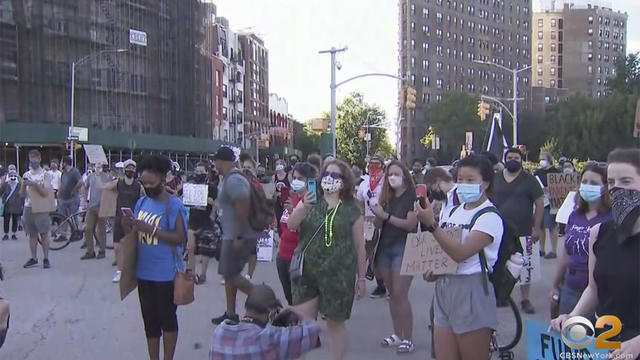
[
  {"x1": 438, "y1": 186, "x2": 458, "y2": 221},
  {"x1": 50, "y1": 170, "x2": 62, "y2": 191},
  {"x1": 22, "y1": 169, "x2": 47, "y2": 208},
  {"x1": 356, "y1": 174, "x2": 384, "y2": 217},
  {"x1": 439, "y1": 199, "x2": 504, "y2": 275}
]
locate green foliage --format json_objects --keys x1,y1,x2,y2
[
  {"x1": 540, "y1": 138, "x2": 559, "y2": 158},
  {"x1": 293, "y1": 120, "x2": 321, "y2": 158},
  {"x1": 335, "y1": 93, "x2": 394, "y2": 165},
  {"x1": 420, "y1": 126, "x2": 436, "y2": 149},
  {"x1": 417, "y1": 92, "x2": 484, "y2": 162}
]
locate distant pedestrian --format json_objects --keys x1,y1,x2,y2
[
  {"x1": 1, "y1": 168, "x2": 23, "y2": 241},
  {"x1": 55, "y1": 156, "x2": 83, "y2": 242},
  {"x1": 49, "y1": 161, "x2": 62, "y2": 198},
  {"x1": 122, "y1": 154, "x2": 188, "y2": 360},
  {"x1": 81, "y1": 162, "x2": 112, "y2": 260},
  {"x1": 20, "y1": 149, "x2": 53, "y2": 269},
  {"x1": 534, "y1": 151, "x2": 562, "y2": 259}
]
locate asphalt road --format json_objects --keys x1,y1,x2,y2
[{"x1": 0, "y1": 224, "x2": 561, "y2": 360}]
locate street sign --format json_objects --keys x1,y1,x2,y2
[
  {"x1": 129, "y1": 29, "x2": 147, "y2": 46},
  {"x1": 68, "y1": 126, "x2": 88, "y2": 142}
]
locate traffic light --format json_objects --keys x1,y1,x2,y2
[
  {"x1": 477, "y1": 101, "x2": 490, "y2": 121},
  {"x1": 405, "y1": 87, "x2": 417, "y2": 109}
]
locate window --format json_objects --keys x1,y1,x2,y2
[
  {"x1": 423, "y1": 42, "x2": 429, "y2": 53},
  {"x1": 411, "y1": 22, "x2": 415, "y2": 32},
  {"x1": 538, "y1": 31, "x2": 543, "y2": 39},
  {"x1": 537, "y1": 79, "x2": 543, "y2": 86},
  {"x1": 423, "y1": 59, "x2": 429, "y2": 70},
  {"x1": 537, "y1": 67, "x2": 543, "y2": 76},
  {"x1": 588, "y1": 15, "x2": 593, "y2": 24},
  {"x1": 588, "y1": 65, "x2": 593, "y2": 74},
  {"x1": 588, "y1": 28, "x2": 593, "y2": 35},
  {"x1": 436, "y1": 79, "x2": 443, "y2": 89},
  {"x1": 537, "y1": 55, "x2": 543, "y2": 64},
  {"x1": 423, "y1": 25, "x2": 429, "y2": 34},
  {"x1": 423, "y1": 76, "x2": 430, "y2": 86},
  {"x1": 550, "y1": 79, "x2": 556, "y2": 87},
  {"x1": 411, "y1": 57, "x2": 415, "y2": 68},
  {"x1": 538, "y1": 43, "x2": 543, "y2": 51},
  {"x1": 588, "y1": 53, "x2": 593, "y2": 61},
  {"x1": 551, "y1": 31, "x2": 556, "y2": 39},
  {"x1": 423, "y1": 8, "x2": 428, "y2": 18},
  {"x1": 551, "y1": 19, "x2": 556, "y2": 27},
  {"x1": 551, "y1": 43, "x2": 556, "y2": 52},
  {"x1": 222, "y1": 107, "x2": 228, "y2": 120},
  {"x1": 222, "y1": 84, "x2": 228, "y2": 97},
  {"x1": 550, "y1": 67, "x2": 556, "y2": 76},
  {"x1": 588, "y1": 40, "x2": 593, "y2": 49},
  {"x1": 538, "y1": 18, "x2": 543, "y2": 27}
]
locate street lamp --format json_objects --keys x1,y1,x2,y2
[
  {"x1": 473, "y1": 60, "x2": 532, "y2": 146},
  {"x1": 69, "y1": 48, "x2": 127, "y2": 165}
]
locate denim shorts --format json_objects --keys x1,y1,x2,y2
[
  {"x1": 375, "y1": 242, "x2": 406, "y2": 270},
  {"x1": 543, "y1": 206, "x2": 557, "y2": 229}
]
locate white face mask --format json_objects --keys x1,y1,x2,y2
[
  {"x1": 388, "y1": 175, "x2": 404, "y2": 189},
  {"x1": 539, "y1": 160, "x2": 550, "y2": 168},
  {"x1": 321, "y1": 176, "x2": 343, "y2": 194}
]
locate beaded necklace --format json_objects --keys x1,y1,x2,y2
[{"x1": 324, "y1": 200, "x2": 342, "y2": 247}]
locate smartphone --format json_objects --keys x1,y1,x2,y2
[
  {"x1": 416, "y1": 184, "x2": 428, "y2": 208},
  {"x1": 280, "y1": 186, "x2": 290, "y2": 204},
  {"x1": 121, "y1": 207, "x2": 134, "y2": 218},
  {"x1": 307, "y1": 178, "x2": 318, "y2": 204}
]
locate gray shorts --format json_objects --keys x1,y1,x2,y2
[
  {"x1": 22, "y1": 207, "x2": 51, "y2": 235},
  {"x1": 433, "y1": 273, "x2": 498, "y2": 334},
  {"x1": 217, "y1": 238, "x2": 258, "y2": 280}
]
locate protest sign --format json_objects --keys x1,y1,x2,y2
[
  {"x1": 548, "y1": 173, "x2": 580, "y2": 211},
  {"x1": 555, "y1": 191, "x2": 577, "y2": 225},
  {"x1": 525, "y1": 318, "x2": 608, "y2": 360},
  {"x1": 83, "y1": 144, "x2": 108, "y2": 165},
  {"x1": 257, "y1": 230, "x2": 274, "y2": 262},
  {"x1": 98, "y1": 188, "x2": 117, "y2": 218},
  {"x1": 28, "y1": 187, "x2": 55, "y2": 214},
  {"x1": 182, "y1": 183, "x2": 208, "y2": 207},
  {"x1": 519, "y1": 236, "x2": 541, "y2": 285},
  {"x1": 400, "y1": 228, "x2": 459, "y2": 276}
]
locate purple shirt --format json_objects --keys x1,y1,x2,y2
[{"x1": 564, "y1": 210, "x2": 612, "y2": 291}]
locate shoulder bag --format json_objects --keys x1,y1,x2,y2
[
  {"x1": 289, "y1": 218, "x2": 326, "y2": 280},
  {"x1": 164, "y1": 198, "x2": 195, "y2": 306}
]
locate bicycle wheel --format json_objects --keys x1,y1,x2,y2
[
  {"x1": 49, "y1": 212, "x2": 76, "y2": 251},
  {"x1": 494, "y1": 297, "x2": 523, "y2": 352}
]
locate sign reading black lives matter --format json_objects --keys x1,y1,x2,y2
[
  {"x1": 400, "y1": 227, "x2": 460, "y2": 276},
  {"x1": 548, "y1": 173, "x2": 580, "y2": 211}
]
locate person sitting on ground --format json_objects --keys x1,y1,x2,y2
[{"x1": 210, "y1": 284, "x2": 321, "y2": 360}]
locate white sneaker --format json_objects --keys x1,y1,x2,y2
[
  {"x1": 220, "y1": 278, "x2": 226, "y2": 285},
  {"x1": 244, "y1": 274, "x2": 252, "y2": 280},
  {"x1": 112, "y1": 270, "x2": 122, "y2": 283}
]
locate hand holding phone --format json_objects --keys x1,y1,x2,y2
[
  {"x1": 416, "y1": 184, "x2": 427, "y2": 208},
  {"x1": 121, "y1": 207, "x2": 134, "y2": 219},
  {"x1": 306, "y1": 178, "x2": 318, "y2": 204},
  {"x1": 280, "y1": 187, "x2": 290, "y2": 205}
]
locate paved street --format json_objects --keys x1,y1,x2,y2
[{"x1": 0, "y1": 229, "x2": 561, "y2": 359}]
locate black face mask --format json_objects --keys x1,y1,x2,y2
[
  {"x1": 429, "y1": 189, "x2": 447, "y2": 201},
  {"x1": 505, "y1": 160, "x2": 522, "y2": 173},
  {"x1": 125, "y1": 171, "x2": 136, "y2": 179},
  {"x1": 144, "y1": 184, "x2": 164, "y2": 198}
]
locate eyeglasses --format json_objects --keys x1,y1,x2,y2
[{"x1": 322, "y1": 171, "x2": 343, "y2": 180}]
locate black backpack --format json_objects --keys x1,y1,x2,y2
[
  {"x1": 229, "y1": 170, "x2": 274, "y2": 232},
  {"x1": 449, "y1": 205, "x2": 523, "y2": 307}
]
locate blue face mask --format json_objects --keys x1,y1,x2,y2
[
  {"x1": 290, "y1": 179, "x2": 306, "y2": 193},
  {"x1": 455, "y1": 183, "x2": 483, "y2": 203},
  {"x1": 579, "y1": 184, "x2": 602, "y2": 203},
  {"x1": 29, "y1": 161, "x2": 40, "y2": 170}
]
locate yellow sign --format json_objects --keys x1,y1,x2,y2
[{"x1": 561, "y1": 315, "x2": 622, "y2": 350}]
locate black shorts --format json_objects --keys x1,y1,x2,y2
[
  {"x1": 113, "y1": 216, "x2": 124, "y2": 244},
  {"x1": 137, "y1": 280, "x2": 178, "y2": 338}
]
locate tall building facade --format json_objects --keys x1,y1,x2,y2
[
  {"x1": 268, "y1": 93, "x2": 293, "y2": 151},
  {"x1": 398, "y1": 0, "x2": 532, "y2": 160},
  {"x1": 532, "y1": 3, "x2": 628, "y2": 99},
  {"x1": 239, "y1": 33, "x2": 269, "y2": 153},
  {"x1": 0, "y1": 0, "x2": 219, "y2": 157}
]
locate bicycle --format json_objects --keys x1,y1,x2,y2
[
  {"x1": 428, "y1": 296, "x2": 522, "y2": 360},
  {"x1": 49, "y1": 210, "x2": 114, "y2": 251}
]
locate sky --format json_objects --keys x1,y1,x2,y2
[{"x1": 213, "y1": 0, "x2": 640, "y2": 143}]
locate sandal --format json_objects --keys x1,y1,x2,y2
[
  {"x1": 198, "y1": 274, "x2": 207, "y2": 285},
  {"x1": 397, "y1": 339, "x2": 415, "y2": 354},
  {"x1": 381, "y1": 334, "x2": 402, "y2": 348}
]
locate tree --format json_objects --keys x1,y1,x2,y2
[
  {"x1": 334, "y1": 93, "x2": 395, "y2": 165},
  {"x1": 418, "y1": 92, "x2": 484, "y2": 162},
  {"x1": 293, "y1": 120, "x2": 321, "y2": 158},
  {"x1": 608, "y1": 52, "x2": 640, "y2": 94}
]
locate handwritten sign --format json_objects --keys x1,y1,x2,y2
[
  {"x1": 99, "y1": 188, "x2": 117, "y2": 218},
  {"x1": 548, "y1": 173, "x2": 580, "y2": 211},
  {"x1": 257, "y1": 230, "x2": 274, "y2": 262},
  {"x1": 182, "y1": 183, "x2": 208, "y2": 207},
  {"x1": 525, "y1": 318, "x2": 608, "y2": 360},
  {"x1": 400, "y1": 228, "x2": 460, "y2": 276},
  {"x1": 519, "y1": 236, "x2": 541, "y2": 285},
  {"x1": 555, "y1": 191, "x2": 577, "y2": 225},
  {"x1": 28, "y1": 187, "x2": 55, "y2": 214},
  {"x1": 83, "y1": 144, "x2": 108, "y2": 165}
]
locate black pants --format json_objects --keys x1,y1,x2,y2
[
  {"x1": 276, "y1": 257, "x2": 293, "y2": 305},
  {"x1": 3, "y1": 214, "x2": 19, "y2": 234},
  {"x1": 137, "y1": 280, "x2": 178, "y2": 338}
]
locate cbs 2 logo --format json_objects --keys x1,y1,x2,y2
[{"x1": 561, "y1": 315, "x2": 622, "y2": 350}]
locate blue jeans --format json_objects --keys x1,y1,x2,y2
[{"x1": 375, "y1": 242, "x2": 406, "y2": 270}]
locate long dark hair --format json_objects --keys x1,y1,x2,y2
[
  {"x1": 321, "y1": 159, "x2": 355, "y2": 201},
  {"x1": 379, "y1": 160, "x2": 415, "y2": 209},
  {"x1": 576, "y1": 164, "x2": 611, "y2": 215}
]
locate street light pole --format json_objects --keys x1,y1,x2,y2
[
  {"x1": 319, "y1": 46, "x2": 347, "y2": 156},
  {"x1": 69, "y1": 48, "x2": 127, "y2": 166}
]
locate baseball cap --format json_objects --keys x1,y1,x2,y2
[
  {"x1": 123, "y1": 159, "x2": 137, "y2": 168},
  {"x1": 245, "y1": 284, "x2": 283, "y2": 314},
  {"x1": 212, "y1": 146, "x2": 236, "y2": 162}
]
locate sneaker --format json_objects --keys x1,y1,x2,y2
[
  {"x1": 80, "y1": 252, "x2": 96, "y2": 260},
  {"x1": 211, "y1": 312, "x2": 239, "y2": 325},
  {"x1": 365, "y1": 265, "x2": 375, "y2": 281},
  {"x1": 397, "y1": 340, "x2": 415, "y2": 354},
  {"x1": 23, "y1": 258, "x2": 38, "y2": 268},
  {"x1": 112, "y1": 260, "x2": 117, "y2": 267},
  {"x1": 544, "y1": 252, "x2": 557, "y2": 259},
  {"x1": 96, "y1": 251, "x2": 106, "y2": 259},
  {"x1": 43, "y1": 258, "x2": 51, "y2": 269},
  {"x1": 370, "y1": 285, "x2": 387, "y2": 299},
  {"x1": 53, "y1": 235, "x2": 68, "y2": 243},
  {"x1": 244, "y1": 274, "x2": 251, "y2": 280},
  {"x1": 521, "y1": 299, "x2": 536, "y2": 314},
  {"x1": 112, "y1": 270, "x2": 122, "y2": 283},
  {"x1": 11, "y1": 234, "x2": 17, "y2": 240},
  {"x1": 1, "y1": 235, "x2": 8, "y2": 241}
]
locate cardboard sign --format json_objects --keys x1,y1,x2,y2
[
  {"x1": 118, "y1": 231, "x2": 138, "y2": 300},
  {"x1": 519, "y1": 236, "x2": 541, "y2": 285},
  {"x1": 525, "y1": 318, "x2": 608, "y2": 360},
  {"x1": 555, "y1": 191, "x2": 577, "y2": 225},
  {"x1": 28, "y1": 187, "x2": 55, "y2": 214},
  {"x1": 548, "y1": 173, "x2": 580, "y2": 211},
  {"x1": 400, "y1": 228, "x2": 459, "y2": 276},
  {"x1": 257, "y1": 230, "x2": 274, "y2": 262},
  {"x1": 99, "y1": 188, "x2": 117, "y2": 218},
  {"x1": 182, "y1": 183, "x2": 208, "y2": 207},
  {"x1": 83, "y1": 144, "x2": 108, "y2": 165}
]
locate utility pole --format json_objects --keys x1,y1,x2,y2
[{"x1": 319, "y1": 46, "x2": 347, "y2": 156}]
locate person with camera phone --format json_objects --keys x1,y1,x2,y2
[
  {"x1": 210, "y1": 284, "x2": 321, "y2": 359},
  {"x1": 1, "y1": 166, "x2": 23, "y2": 241}
]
